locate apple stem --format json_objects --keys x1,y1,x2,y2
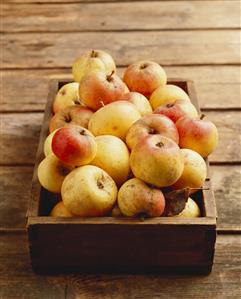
[
  {"x1": 97, "y1": 180, "x2": 104, "y2": 189},
  {"x1": 80, "y1": 129, "x2": 86, "y2": 135},
  {"x1": 106, "y1": 70, "x2": 115, "y2": 82},
  {"x1": 100, "y1": 101, "x2": 105, "y2": 107},
  {"x1": 166, "y1": 103, "x2": 175, "y2": 108},
  {"x1": 200, "y1": 114, "x2": 206, "y2": 120},
  {"x1": 91, "y1": 50, "x2": 98, "y2": 58}
]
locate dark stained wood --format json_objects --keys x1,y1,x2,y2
[
  {"x1": 1, "y1": 66, "x2": 240, "y2": 112},
  {"x1": 0, "y1": 233, "x2": 240, "y2": 299},
  {"x1": 2, "y1": 1, "x2": 240, "y2": 32},
  {"x1": 1, "y1": 110, "x2": 240, "y2": 165},
  {"x1": 66, "y1": 235, "x2": 241, "y2": 299},
  {"x1": 1, "y1": 30, "x2": 240, "y2": 68},
  {"x1": 1, "y1": 165, "x2": 239, "y2": 231},
  {"x1": 0, "y1": 231, "x2": 66, "y2": 299}
]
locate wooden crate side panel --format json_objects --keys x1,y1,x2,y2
[{"x1": 28, "y1": 223, "x2": 215, "y2": 273}]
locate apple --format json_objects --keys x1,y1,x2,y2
[
  {"x1": 175, "y1": 197, "x2": 201, "y2": 218},
  {"x1": 176, "y1": 115, "x2": 218, "y2": 157},
  {"x1": 149, "y1": 84, "x2": 191, "y2": 110},
  {"x1": 72, "y1": 49, "x2": 116, "y2": 83},
  {"x1": 118, "y1": 178, "x2": 165, "y2": 217},
  {"x1": 126, "y1": 114, "x2": 179, "y2": 150},
  {"x1": 88, "y1": 101, "x2": 141, "y2": 140},
  {"x1": 52, "y1": 125, "x2": 97, "y2": 166},
  {"x1": 79, "y1": 70, "x2": 128, "y2": 110},
  {"x1": 90, "y1": 135, "x2": 130, "y2": 187},
  {"x1": 172, "y1": 149, "x2": 207, "y2": 190},
  {"x1": 50, "y1": 201, "x2": 73, "y2": 217},
  {"x1": 123, "y1": 61, "x2": 167, "y2": 97},
  {"x1": 49, "y1": 105, "x2": 93, "y2": 133},
  {"x1": 154, "y1": 99, "x2": 198, "y2": 123},
  {"x1": 120, "y1": 92, "x2": 152, "y2": 116},
  {"x1": 53, "y1": 82, "x2": 83, "y2": 113},
  {"x1": 44, "y1": 129, "x2": 59, "y2": 156},
  {"x1": 61, "y1": 165, "x2": 118, "y2": 216},
  {"x1": 111, "y1": 205, "x2": 123, "y2": 217},
  {"x1": 130, "y1": 135, "x2": 184, "y2": 187},
  {"x1": 38, "y1": 153, "x2": 74, "y2": 193}
]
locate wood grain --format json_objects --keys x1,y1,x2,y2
[
  {"x1": 0, "y1": 233, "x2": 240, "y2": 299},
  {"x1": 1, "y1": 66, "x2": 241, "y2": 112},
  {"x1": 64, "y1": 234, "x2": 240, "y2": 299},
  {"x1": 0, "y1": 231, "x2": 66, "y2": 299},
  {"x1": 1, "y1": 30, "x2": 240, "y2": 68},
  {"x1": 1, "y1": 111, "x2": 240, "y2": 165},
  {"x1": 2, "y1": 1, "x2": 240, "y2": 32},
  {"x1": 0, "y1": 165, "x2": 240, "y2": 230}
]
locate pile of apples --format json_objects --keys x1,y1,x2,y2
[{"x1": 38, "y1": 50, "x2": 218, "y2": 219}]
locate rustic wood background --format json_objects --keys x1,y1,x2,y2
[{"x1": 1, "y1": 0, "x2": 241, "y2": 298}]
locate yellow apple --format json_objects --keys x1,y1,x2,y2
[
  {"x1": 72, "y1": 50, "x2": 116, "y2": 82},
  {"x1": 175, "y1": 197, "x2": 201, "y2": 218},
  {"x1": 88, "y1": 100, "x2": 141, "y2": 140},
  {"x1": 61, "y1": 165, "x2": 118, "y2": 216},
  {"x1": 44, "y1": 129, "x2": 59, "y2": 156},
  {"x1": 38, "y1": 154, "x2": 74, "y2": 193},
  {"x1": 121, "y1": 92, "x2": 152, "y2": 116},
  {"x1": 50, "y1": 201, "x2": 73, "y2": 217},
  {"x1": 53, "y1": 82, "x2": 83, "y2": 113},
  {"x1": 150, "y1": 84, "x2": 191, "y2": 110},
  {"x1": 90, "y1": 135, "x2": 130, "y2": 186},
  {"x1": 172, "y1": 149, "x2": 207, "y2": 190}
]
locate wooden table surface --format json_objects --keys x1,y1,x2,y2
[{"x1": 1, "y1": 0, "x2": 241, "y2": 298}]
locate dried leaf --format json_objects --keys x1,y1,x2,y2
[{"x1": 163, "y1": 188, "x2": 190, "y2": 216}]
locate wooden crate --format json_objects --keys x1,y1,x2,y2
[{"x1": 27, "y1": 79, "x2": 217, "y2": 274}]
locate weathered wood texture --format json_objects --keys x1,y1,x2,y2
[
  {"x1": 0, "y1": 232, "x2": 66, "y2": 299},
  {"x1": 1, "y1": 30, "x2": 240, "y2": 68},
  {"x1": 0, "y1": 165, "x2": 240, "y2": 230},
  {"x1": 1, "y1": 66, "x2": 241, "y2": 111},
  {"x1": 1, "y1": 233, "x2": 240, "y2": 299},
  {"x1": 1, "y1": 111, "x2": 240, "y2": 165},
  {"x1": 2, "y1": 1, "x2": 240, "y2": 32}
]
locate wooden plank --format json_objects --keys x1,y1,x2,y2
[
  {"x1": 65, "y1": 234, "x2": 241, "y2": 298},
  {"x1": 5, "y1": 0, "x2": 234, "y2": 3},
  {"x1": 1, "y1": 66, "x2": 240, "y2": 112},
  {"x1": 0, "y1": 165, "x2": 240, "y2": 230},
  {"x1": 1, "y1": 111, "x2": 240, "y2": 165},
  {"x1": 0, "y1": 231, "x2": 66, "y2": 299},
  {"x1": 211, "y1": 165, "x2": 241, "y2": 232},
  {"x1": 2, "y1": 1, "x2": 240, "y2": 32},
  {"x1": 0, "y1": 234, "x2": 240, "y2": 299},
  {"x1": 1, "y1": 30, "x2": 240, "y2": 68}
]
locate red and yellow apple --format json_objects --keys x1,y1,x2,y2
[
  {"x1": 79, "y1": 71, "x2": 128, "y2": 110},
  {"x1": 88, "y1": 101, "x2": 141, "y2": 140},
  {"x1": 118, "y1": 178, "x2": 165, "y2": 217},
  {"x1": 176, "y1": 115, "x2": 218, "y2": 157},
  {"x1": 126, "y1": 114, "x2": 179, "y2": 150},
  {"x1": 72, "y1": 49, "x2": 116, "y2": 83},
  {"x1": 154, "y1": 99, "x2": 198, "y2": 123},
  {"x1": 53, "y1": 82, "x2": 83, "y2": 113},
  {"x1": 172, "y1": 149, "x2": 207, "y2": 190},
  {"x1": 123, "y1": 61, "x2": 167, "y2": 97},
  {"x1": 50, "y1": 201, "x2": 73, "y2": 217},
  {"x1": 61, "y1": 165, "x2": 117, "y2": 216},
  {"x1": 37, "y1": 153, "x2": 73, "y2": 193},
  {"x1": 120, "y1": 92, "x2": 152, "y2": 116},
  {"x1": 49, "y1": 105, "x2": 93, "y2": 133},
  {"x1": 150, "y1": 84, "x2": 191, "y2": 110},
  {"x1": 52, "y1": 126, "x2": 97, "y2": 166},
  {"x1": 130, "y1": 135, "x2": 184, "y2": 187},
  {"x1": 90, "y1": 135, "x2": 130, "y2": 187}
]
